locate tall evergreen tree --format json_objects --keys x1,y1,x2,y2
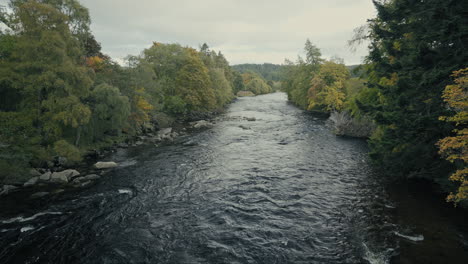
[{"x1": 361, "y1": 0, "x2": 468, "y2": 179}]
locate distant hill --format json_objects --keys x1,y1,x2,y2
[{"x1": 232, "y1": 63, "x2": 285, "y2": 82}]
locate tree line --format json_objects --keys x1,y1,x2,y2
[
  {"x1": 0, "y1": 0, "x2": 272, "y2": 183},
  {"x1": 282, "y1": 0, "x2": 467, "y2": 204}
]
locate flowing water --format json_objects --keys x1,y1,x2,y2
[{"x1": 1, "y1": 92, "x2": 467, "y2": 264}]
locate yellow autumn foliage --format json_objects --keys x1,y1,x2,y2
[{"x1": 437, "y1": 68, "x2": 468, "y2": 204}]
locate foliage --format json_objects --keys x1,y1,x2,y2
[
  {"x1": 0, "y1": 1, "x2": 237, "y2": 183},
  {"x1": 437, "y1": 68, "x2": 468, "y2": 204},
  {"x1": 356, "y1": 0, "x2": 468, "y2": 181},
  {"x1": 282, "y1": 40, "x2": 322, "y2": 109},
  {"x1": 308, "y1": 61, "x2": 350, "y2": 111},
  {"x1": 241, "y1": 71, "x2": 272, "y2": 95},
  {"x1": 232, "y1": 63, "x2": 284, "y2": 82},
  {"x1": 53, "y1": 139, "x2": 81, "y2": 163}
]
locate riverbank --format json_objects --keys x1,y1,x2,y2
[{"x1": 0, "y1": 113, "x2": 221, "y2": 205}]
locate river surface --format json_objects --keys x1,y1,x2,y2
[{"x1": 1, "y1": 92, "x2": 468, "y2": 264}]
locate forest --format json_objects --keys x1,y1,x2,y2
[
  {"x1": 0, "y1": 0, "x2": 273, "y2": 183},
  {"x1": 282, "y1": 0, "x2": 467, "y2": 204}
]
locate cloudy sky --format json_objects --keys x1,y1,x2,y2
[{"x1": 2, "y1": 0, "x2": 376, "y2": 65}]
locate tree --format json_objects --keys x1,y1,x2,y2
[
  {"x1": 359, "y1": 0, "x2": 468, "y2": 179},
  {"x1": 1, "y1": 1, "x2": 93, "y2": 146},
  {"x1": 304, "y1": 39, "x2": 322, "y2": 66},
  {"x1": 308, "y1": 61, "x2": 350, "y2": 111},
  {"x1": 84, "y1": 83, "x2": 130, "y2": 142},
  {"x1": 437, "y1": 68, "x2": 468, "y2": 204}
]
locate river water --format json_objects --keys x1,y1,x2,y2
[{"x1": 1, "y1": 92, "x2": 467, "y2": 264}]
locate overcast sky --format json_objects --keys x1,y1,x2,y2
[{"x1": 2, "y1": 0, "x2": 376, "y2": 65}]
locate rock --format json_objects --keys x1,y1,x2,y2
[
  {"x1": 149, "y1": 135, "x2": 162, "y2": 143},
  {"x1": 245, "y1": 117, "x2": 256, "y2": 121},
  {"x1": 117, "y1": 143, "x2": 129, "y2": 148},
  {"x1": 81, "y1": 181, "x2": 92, "y2": 187},
  {"x1": 73, "y1": 174, "x2": 100, "y2": 183},
  {"x1": 135, "y1": 141, "x2": 143, "y2": 146},
  {"x1": 94, "y1": 161, "x2": 118, "y2": 169},
  {"x1": 23, "y1": 177, "x2": 39, "y2": 187},
  {"x1": 158, "y1": 127, "x2": 172, "y2": 137},
  {"x1": 52, "y1": 189, "x2": 65, "y2": 194},
  {"x1": 0, "y1": 185, "x2": 18, "y2": 196},
  {"x1": 239, "y1": 125, "x2": 250, "y2": 130},
  {"x1": 31, "y1": 192, "x2": 49, "y2": 199},
  {"x1": 190, "y1": 120, "x2": 213, "y2": 129},
  {"x1": 51, "y1": 169, "x2": 80, "y2": 183},
  {"x1": 29, "y1": 168, "x2": 41, "y2": 177},
  {"x1": 39, "y1": 171, "x2": 52, "y2": 181}
]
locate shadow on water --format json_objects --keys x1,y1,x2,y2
[{"x1": 0, "y1": 92, "x2": 467, "y2": 264}]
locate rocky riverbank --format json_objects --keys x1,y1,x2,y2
[{"x1": 0, "y1": 119, "x2": 216, "y2": 201}]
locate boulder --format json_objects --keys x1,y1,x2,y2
[
  {"x1": 245, "y1": 117, "x2": 256, "y2": 121},
  {"x1": 39, "y1": 171, "x2": 52, "y2": 181},
  {"x1": 31, "y1": 192, "x2": 49, "y2": 199},
  {"x1": 51, "y1": 169, "x2": 80, "y2": 183},
  {"x1": 23, "y1": 176, "x2": 39, "y2": 187},
  {"x1": 94, "y1": 161, "x2": 118, "y2": 169},
  {"x1": 0, "y1": 185, "x2": 17, "y2": 196}
]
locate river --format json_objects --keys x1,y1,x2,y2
[{"x1": 1, "y1": 92, "x2": 467, "y2": 263}]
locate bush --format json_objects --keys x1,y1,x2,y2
[
  {"x1": 164, "y1": 96, "x2": 187, "y2": 115},
  {"x1": 53, "y1": 140, "x2": 82, "y2": 164}
]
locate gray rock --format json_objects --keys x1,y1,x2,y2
[
  {"x1": 39, "y1": 171, "x2": 52, "y2": 181},
  {"x1": 73, "y1": 174, "x2": 100, "y2": 183},
  {"x1": 239, "y1": 125, "x2": 250, "y2": 130},
  {"x1": 135, "y1": 141, "x2": 143, "y2": 146},
  {"x1": 29, "y1": 168, "x2": 42, "y2": 177},
  {"x1": 157, "y1": 128, "x2": 172, "y2": 137},
  {"x1": 245, "y1": 117, "x2": 256, "y2": 121},
  {"x1": 117, "y1": 143, "x2": 129, "y2": 148},
  {"x1": 31, "y1": 192, "x2": 49, "y2": 199},
  {"x1": 94, "y1": 161, "x2": 118, "y2": 169},
  {"x1": 51, "y1": 169, "x2": 80, "y2": 183},
  {"x1": 190, "y1": 120, "x2": 213, "y2": 129},
  {"x1": 0, "y1": 185, "x2": 18, "y2": 196},
  {"x1": 24, "y1": 177, "x2": 39, "y2": 187}
]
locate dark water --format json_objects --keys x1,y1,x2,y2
[{"x1": 1, "y1": 93, "x2": 467, "y2": 264}]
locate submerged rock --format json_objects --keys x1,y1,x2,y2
[
  {"x1": 23, "y1": 177, "x2": 39, "y2": 187},
  {"x1": 245, "y1": 117, "x2": 256, "y2": 121},
  {"x1": 73, "y1": 174, "x2": 100, "y2": 183},
  {"x1": 0, "y1": 185, "x2": 18, "y2": 196},
  {"x1": 94, "y1": 161, "x2": 118, "y2": 169},
  {"x1": 31, "y1": 192, "x2": 49, "y2": 199},
  {"x1": 51, "y1": 169, "x2": 80, "y2": 183}
]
